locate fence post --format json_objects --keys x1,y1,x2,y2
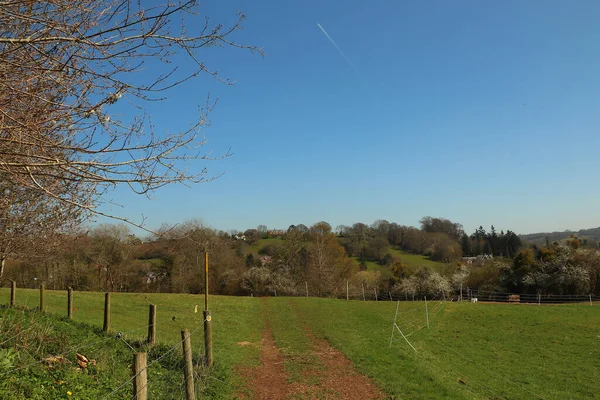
[
  {"x1": 181, "y1": 329, "x2": 196, "y2": 400},
  {"x1": 10, "y1": 280, "x2": 16, "y2": 307},
  {"x1": 305, "y1": 281, "x2": 309, "y2": 297},
  {"x1": 346, "y1": 280, "x2": 349, "y2": 301},
  {"x1": 39, "y1": 282, "x2": 45, "y2": 312},
  {"x1": 204, "y1": 252, "x2": 213, "y2": 367},
  {"x1": 590, "y1": 294, "x2": 593, "y2": 306},
  {"x1": 425, "y1": 296, "x2": 429, "y2": 329},
  {"x1": 362, "y1": 284, "x2": 365, "y2": 301},
  {"x1": 68, "y1": 287, "x2": 73, "y2": 319},
  {"x1": 204, "y1": 310, "x2": 213, "y2": 367},
  {"x1": 103, "y1": 292, "x2": 111, "y2": 333},
  {"x1": 389, "y1": 291, "x2": 392, "y2": 301},
  {"x1": 147, "y1": 304, "x2": 156, "y2": 345},
  {"x1": 460, "y1": 283, "x2": 463, "y2": 302},
  {"x1": 374, "y1": 288, "x2": 378, "y2": 301},
  {"x1": 133, "y1": 352, "x2": 147, "y2": 400}
]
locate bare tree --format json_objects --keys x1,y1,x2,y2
[
  {"x1": 0, "y1": 181, "x2": 81, "y2": 279},
  {"x1": 0, "y1": 0, "x2": 262, "y2": 227}
]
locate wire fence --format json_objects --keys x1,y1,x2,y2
[
  {"x1": 258, "y1": 281, "x2": 600, "y2": 305},
  {"x1": 388, "y1": 297, "x2": 551, "y2": 400},
  {"x1": 0, "y1": 287, "x2": 214, "y2": 400}
]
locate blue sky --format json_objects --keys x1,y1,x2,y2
[{"x1": 98, "y1": 0, "x2": 600, "y2": 236}]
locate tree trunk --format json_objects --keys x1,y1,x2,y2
[{"x1": 0, "y1": 255, "x2": 5, "y2": 281}]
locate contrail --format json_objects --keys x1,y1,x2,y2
[{"x1": 316, "y1": 23, "x2": 361, "y2": 77}]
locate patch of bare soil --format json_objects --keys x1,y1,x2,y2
[
  {"x1": 238, "y1": 315, "x2": 384, "y2": 399},
  {"x1": 245, "y1": 324, "x2": 290, "y2": 400},
  {"x1": 288, "y1": 333, "x2": 385, "y2": 400}
]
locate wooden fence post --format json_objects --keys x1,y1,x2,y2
[
  {"x1": 181, "y1": 329, "x2": 196, "y2": 400},
  {"x1": 204, "y1": 310, "x2": 213, "y2": 367},
  {"x1": 305, "y1": 281, "x2": 309, "y2": 297},
  {"x1": 346, "y1": 280, "x2": 349, "y2": 301},
  {"x1": 39, "y1": 282, "x2": 45, "y2": 312},
  {"x1": 147, "y1": 304, "x2": 156, "y2": 345},
  {"x1": 103, "y1": 292, "x2": 111, "y2": 333},
  {"x1": 203, "y1": 252, "x2": 213, "y2": 367},
  {"x1": 362, "y1": 284, "x2": 365, "y2": 301},
  {"x1": 425, "y1": 296, "x2": 429, "y2": 329},
  {"x1": 10, "y1": 280, "x2": 16, "y2": 307},
  {"x1": 133, "y1": 352, "x2": 147, "y2": 400},
  {"x1": 68, "y1": 287, "x2": 73, "y2": 319},
  {"x1": 374, "y1": 288, "x2": 378, "y2": 301}
]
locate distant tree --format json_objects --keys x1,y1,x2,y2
[
  {"x1": 371, "y1": 220, "x2": 391, "y2": 237},
  {"x1": 295, "y1": 224, "x2": 309, "y2": 235},
  {"x1": 307, "y1": 222, "x2": 353, "y2": 296},
  {"x1": 88, "y1": 224, "x2": 134, "y2": 292},
  {"x1": 311, "y1": 221, "x2": 332, "y2": 235},
  {"x1": 483, "y1": 241, "x2": 492, "y2": 255},
  {"x1": 419, "y1": 217, "x2": 464, "y2": 241},
  {"x1": 257, "y1": 225, "x2": 268, "y2": 239},
  {"x1": 460, "y1": 233, "x2": 472, "y2": 257},
  {"x1": 366, "y1": 237, "x2": 389, "y2": 261},
  {"x1": 391, "y1": 261, "x2": 409, "y2": 281},
  {"x1": 243, "y1": 229, "x2": 261, "y2": 245},
  {"x1": 381, "y1": 253, "x2": 394, "y2": 266},
  {"x1": 241, "y1": 267, "x2": 272, "y2": 295},
  {"x1": 452, "y1": 265, "x2": 470, "y2": 293}
]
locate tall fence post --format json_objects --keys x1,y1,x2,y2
[
  {"x1": 425, "y1": 296, "x2": 429, "y2": 329},
  {"x1": 204, "y1": 252, "x2": 213, "y2": 367},
  {"x1": 68, "y1": 287, "x2": 73, "y2": 319},
  {"x1": 147, "y1": 304, "x2": 156, "y2": 345},
  {"x1": 590, "y1": 294, "x2": 593, "y2": 306},
  {"x1": 103, "y1": 292, "x2": 111, "y2": 333},
  {"x1": 204, "y1": 310, "x2": 213, "y2": 367},
  {"x1": 181, "y1": 329, "x2": 196, "y2": 400},
  {"x1": 133, "y1": 352, "x2": 147, "y2": 400},
  {"x1": 10, "y1": 280, "x2": 16, "y2": 307},
  {"x1": 389, "y1": 291, "x2": 393, "y2": 301},
  {"x1": 39, "y1": 282, "x2": 45, "y2": 312},
  {"x1": 346, "y1": 280, "x2": 349, "y2": 301},
  {"x1": 374, "y1": 288, "x2": 378, "y2": 301},
  {"x1": 305, "y1": 281, "x2": 309, "y2": 297},
  {"x1": 460, "y1": 283, "x2": 463, "y2": 302}
]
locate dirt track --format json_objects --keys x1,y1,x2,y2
[{"x1": 241, "y1": 321, "x2": 384, "y2": 399}]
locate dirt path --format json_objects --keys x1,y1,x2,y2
[
  {"x1": 242, "y1": 323, "x2": 384, "y2": 400},
  {"x1": 250, "y1": 323, "x2": 290, "y2": 400},
  {"x1": 288, "y1": 332, "x2": 385, "y2": 400}
]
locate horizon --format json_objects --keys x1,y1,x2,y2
[{"x1": 94, "y1": 0, "x2": 600, "y2": 238}]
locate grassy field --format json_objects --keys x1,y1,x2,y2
[
  {"x1": 245, "y1": 238, "x2": 284, "y2": 256},
  {"x1": 387, "y1": 247, "x2": 448, "y2": 273},
  {"x1": 0, "y1": 288, "x2": 263, "y2": 399},
  {"x1": 1, "y1": 288, "x2": 599, "y2": 399}
]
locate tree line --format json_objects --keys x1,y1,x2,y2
[{"x1": 4, "y1": 216, "x2": 598, "y2": 298}]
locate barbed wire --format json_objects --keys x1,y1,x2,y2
[
  {"x1": 0, "y1": 311, "x2": 186, "y2": 376},
  {"x1": 99, "y1": 315, "x2": 208, "y2": 400}
]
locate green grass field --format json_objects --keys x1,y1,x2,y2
[
  {"x1": 1, "y1": 288, "x2": 599, "y2": 399},
  {"x1": 387, "y1": 247, "x2": 448, "y2": 273}
]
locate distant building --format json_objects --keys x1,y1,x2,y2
[{"x1": 462, "y1": 254, "x2": 493, "y2": 265}]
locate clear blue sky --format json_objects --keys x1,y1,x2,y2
[{"x1": 98, "y1": 0, "x2": 600, "y2": 236}]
